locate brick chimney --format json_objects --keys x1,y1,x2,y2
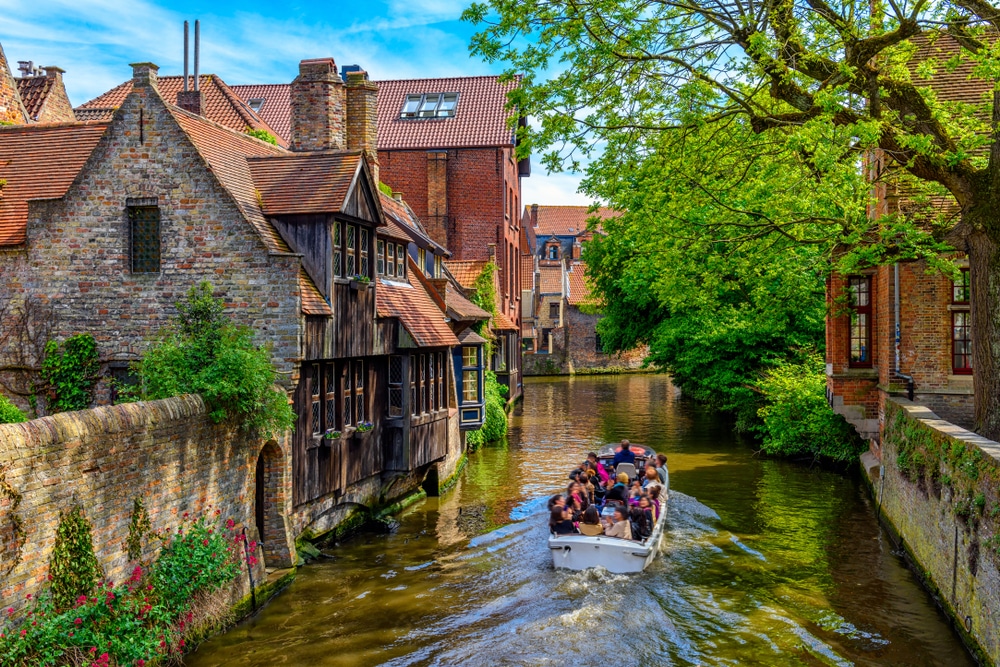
[
  {"x1": 530, "y1": 203, "x2": 538, "y2": 228},
  {"x1": 290, "y1": 58, "x2": 345, "y2": 152},
  {"x1": 426, "y1": 151, "x2": 449, "y2": 249},
  {"x1": 42, "y1": 66, "x2": 64, "y2": 81},
  {"x1": 176, "y1": 85, "x2": 203, "y2": 116},
  {"x1": 345, "y1": 70, "x2": 379, "y2": 182},
  {"x1": 130, "y1": 62, "x2": 159, "y2": 90}
]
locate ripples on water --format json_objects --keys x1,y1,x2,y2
[{"x1": 187, "y1": 375, "x2": 972, "y2": 667}]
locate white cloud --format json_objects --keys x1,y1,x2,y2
[{"x1": 522, "y1": 171, "x2": 596, "y2": 207}]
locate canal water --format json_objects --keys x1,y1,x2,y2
[{"x1": 188, "y1": 375, "x2": 973, "y2": 667}]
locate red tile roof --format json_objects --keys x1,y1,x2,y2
[
  {"x1": 440, "y1": 280, "x2": 490, "y2": 321},
  {"x1": 15, "y1": 76, "x2": 55, "y2": 121},
  {"x1": 376, "y1": 263, "x2": 458, "y2": 348},
  {"x1": 445, "y1": 259, "x2": 487, "y2": 289},
  {"x1": 520, "y1": 254, "x2": 534, "y2": 291},
  {"x1": 80, "y1": 75, "x2": 286, "y2": 146},
  {"x1": 376, "y1": 76, "x2": 519, "y2": 150},
  {"x1": 530, "y1": 205, "x2": 619, "y2": 237},
  {"x1": 909, "y1": 33, "x2": 989, "y2": 105},
  {"x1": 74, "y1": 107, "x2": 115, "y2": 121},
  {"x1": 377, "y1": 217, "x2": 414, "y2": 243},
  {"x1": 247, "y1": 152, "x2": 362, "y2": 216},
  {"x1": 299, "y1": 268, "x2": 331, "y2": 316},
  {"x1": 537, "y1": 264, "x2": 564, "y2": 294},
  {"x1": 492, "y1": 311, "x2": 518, "y2": 331},
  {"x1": 566, "y1": 262, "x2": 593, "y2": 306},
  {"x1": 167, "y1": 105, "x2": 291, "y2": 253},
  {"x1": 229, "y1": 84, "x2": 291, "y2": 143},
  {"x1": 0, "y1": 121, "x2": 109, "y2": 246}
]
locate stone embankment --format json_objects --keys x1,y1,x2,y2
[{"x1": 864, "y1": 397, "x2": 1000, "y2": 666}]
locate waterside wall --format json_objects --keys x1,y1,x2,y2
[{"x1": 865, "y1": 397, "x2": 1000, "y2": 666}]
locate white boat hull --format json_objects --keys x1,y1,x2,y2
[{"x1": 548, "y1": 502, "x2": 667, "y2": 574}]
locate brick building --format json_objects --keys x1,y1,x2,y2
[
  {"x1": 0, "y1": 43, "x2": 28, "y2": 124},
  {"x1": 230, "y1": 75, "x2": 528, "y2": 401},
  {"x1": 826, "y1": 33, "x2": 976, "y2": 444},
  {"x1": 520, "y1": 205, "x2": 646, "y2": 374},
  {"x1": 0, "y1": 55, "x2": 481, "y2": 558},
  {"x1": 14, "y1": 62, "x2": 76, "y2": 124}
]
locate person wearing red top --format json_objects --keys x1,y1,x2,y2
[{"x1": 587, "y1": 452, "x2": 610, "y2": 484}]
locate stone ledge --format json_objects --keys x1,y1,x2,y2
[{"x1": 888, "y1": 397, "x2": 1000, "y2": 467}]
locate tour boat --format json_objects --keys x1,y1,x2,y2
[{"x1": 549, "y1": 445, "x2": 668, "y2": 574}]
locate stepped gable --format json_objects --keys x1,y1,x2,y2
[
  {"x1": 230, "y1": 84, "x2": 291, "y2": 143},
  {"x1": 80, "y1": 74, "x2": 286, "y2": 146},
  {"x1": 377, "y1": 257, "x2": 458, "y2": 347},
  {"x1": 0, "y1": 42, "x2": 27, "y2": 124},
  {"x1": 0, "y1": 121, "x2": 110, "y2": 246},
  {"x1": 532, "y1": 205, "x2": 618, "y2": 237}
]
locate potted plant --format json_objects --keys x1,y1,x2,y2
[
  {"x1": 349, "y1": 274, "x2": 371, "y2": 290},
  {"x1": 356, "y1": 421, "x2": 374, "y2": 433},
  {"x1": 323, "y1": 428, "x2": 342, "y2": 442}
]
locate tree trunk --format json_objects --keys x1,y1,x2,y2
[{"x1": 967, "y1": 228, "x2": 1000, "y2": 440}]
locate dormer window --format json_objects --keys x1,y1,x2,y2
[
  {"x1": 399, "y1": 93, "x2": 459, "y2": 119},
  {"x1": 248, "y1": 98, "x2": 265, "y2": 113},
  {"x1": 547, "y1": 244, "x2": 559, "y2": 260}
]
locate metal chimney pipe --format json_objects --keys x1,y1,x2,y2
[
  {"x1": 183, "y1": 21, "x2": 189, "y2": 92},
  {"x1": 193, "y1": 20, "x2": 200, "y2": 91}
]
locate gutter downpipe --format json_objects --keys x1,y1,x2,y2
[{"x1": 894, "y1": 263, "x2": 915, "y2": 400}]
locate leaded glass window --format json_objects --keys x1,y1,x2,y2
[
  {"x1": 388, "y1": 355, "x2": 403, "y2": 417},
  {"x1": 396, "y1": 244, "x2": 405, "y2": 278},
  {"x1": 333, "y1": 222, "x2": 343, "y2": 278},
  {"x1": 377, "y1": 239, "x2": 385, "y2": 276},
  {"x1": 128, "y1": 205, "x2": 161, "y2": 273},
  {"x1": 346, "y1": 225, "x2": 357, "y2": 277},
  {"x1": 387, "y1": 243, "x2": 396, "y2": 277}
]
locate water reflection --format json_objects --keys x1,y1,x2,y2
[{"x1": 187, "y1": 375, "x2": 972, "y2": 667}]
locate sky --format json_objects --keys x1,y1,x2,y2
[{"x1": 0, "y1": 0, "x2": 593, "y2": 206}]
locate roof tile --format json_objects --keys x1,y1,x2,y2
[
  {"x1": 529, "y1": 205, "x2": 619, "y2": 238},
  {"x1": 566, "y1": 262, "x2": 593, "y2": 306},
  {"x1": 376, "y1": 264, "x2": 458, "y2": 348},
  {"x1": 537, "y1": 264, "x2": 563, "y2": 294},
  {"x1": 247, "y1": 152, "x2": 361, "y2": 216},
  {"x1": 0, "y1": 122, "x2": 109, "y2": 246},
  {"x1": 15, "y1": 76, "x2": 54, "y2": 121},
  {"x1": 299, "y1": 267, "x2": 332, "y2": 315},
  {"x1": 229, "y1": 84, "x2": 291, "y2": 143},
  {"x1": 444, "y1": 259, "x2": 487, "y2": 289}
]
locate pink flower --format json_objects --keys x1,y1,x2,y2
[
  {"x1": 74, "y1": 617, "x2": 83, "y2": 626},
  {"x1": 226, "y1": 518, "x2": 235, "y2": 529},
  {"x1": 77, "y1": 594, "x2": 88, "y2": 607},
  {"x1": 25, "y1": 593, "x2": 31, "y2": 600},
  {"x1": 136, "y1": 661, "x2": 145, "y2": 667},
  {"x1": 202, "y1": 539, "x2": 209, "y2": 546},
  {"x1": 19, "y1": 629, "x2": 26, "y2": 637},
  {"x1": 6, "y1": 607, "x2": 12, "y2": 615}
]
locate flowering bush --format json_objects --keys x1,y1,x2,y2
[{"x1": 0, "y1": 513, "x2": 246, "y2": 667}]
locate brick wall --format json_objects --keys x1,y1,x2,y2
[
  {"x1": 33, "y1": 69, "x2": 76, "y2": 124},
  {"x1": 0, "y1": 395, "x2": 295, "y2": 619},
  {"x1": 0, "y1": 43, "x2": 26, "y2": 124},
  {"x1": 345, "y1": 71, "x2": 379, "y2": 183},
  {"x1": 872, "y1": 399, "x2": 1000, "y2": 664},
  {"x1": 565, "y1": 306, "x2": 646, "y2": 371},
  {"x1": 290, "y1": 58, "x2": 346, "y2": 152},
  {"x1": 0, "y1": 76, "x2": 304, "y2": 405}
]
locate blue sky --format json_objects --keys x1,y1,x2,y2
[{"x1": 0, "y1": 0, "x2": 591, "y2": 205}]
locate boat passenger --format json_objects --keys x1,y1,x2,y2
[
  {"x1": 634, "y1": 498, "x2": 655, "y2": 539},
  {"x1": 547, "y1": 494, "x2": 566, "y2": 512},
  {"x1": 579, "y1": 506, "x2": 605, "y2": 536},
  {"x1": 550, "y1": 506, "x2": 577, "y2": 535},
  {"x1": 582, "y1": 472, "x2": 596, "y2": 504},
  {"x1": 612, "y1": 440, "x2": 636, "y2": 468},
  {"x1": 655, "y1": 453, "x2": 669, "y2": 488},
  {"x1": 604, "y1": 506, "x2": 632, "y2": 540},
  {"x1": 642, "y1": 466, "x2": 662, "y2": 494},
  {"x1": 648, "y1": 486, "x2": 662, "y2": 519},
  {"x1": 567, "y1": 481, "x2": 589, "y2": 512},
  {"x1": 587, "y1": 452, "x2": 610, "y2": 484},
  {"x1": 605, "y1": 474, "x2": 629, "y2": 504}
]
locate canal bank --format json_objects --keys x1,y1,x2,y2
[{"x1": 187, "y1": 375, "x2": 975, "y2": 667}]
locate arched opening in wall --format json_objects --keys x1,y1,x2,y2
[{"x1": 254, "y1": 440, "x2": 294, "y2": 569}]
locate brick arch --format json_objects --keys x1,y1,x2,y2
[{"x1": 255, "y1": 439, "x2": 294, "y2": 568}]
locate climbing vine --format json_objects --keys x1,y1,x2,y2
[
  {"x1": 49, "y1": 505, "x2": 103, "y2": 611},
  {"x1": 0, "y1": 464, "x2": 25, "y2": 576},
  {"x1": 125, "y1": 497, "x2": 152, "y2": 562},
  {"x1": 40, "y1": 333, "x2": 101, "y2": 413},
  {"x1": 466, "y1": 261, "x2": 509, "y2": 448}
]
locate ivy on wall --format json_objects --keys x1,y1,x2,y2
[
  {"x1": 885, "y1": 403, "x2": 1000, "y2": 559},
  {"x1": 40, "y1": 333, "x2": 101, "y2": 413},
  {"x1": 125, "y1": 497, "x2": 152, "y2": 562},
  {"x1": 49, "y1": 505, "x2": 103, "y2": 611},
  {"x1": 0, "y1": 464, "x2": 25, "y2": 576},
  {"x1": 466, "y1": 262, "x2": 509, "y2": 448}
]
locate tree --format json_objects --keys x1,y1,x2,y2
[{"x1": 467, "y1": 0, "x2": 1000, "y2": 438}]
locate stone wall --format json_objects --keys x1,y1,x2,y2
[
  {"x1": 565, "y1": 306, "x2": 646, "y2": 372},
  {"x1": 0, "y1": 395, "x2": 295, "y2": 618},
  {"x1": 871, "y1": 398, "x2": 1000, "y2": 665}
]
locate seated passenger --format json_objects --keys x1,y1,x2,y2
[
  {"x1": 605, "y1": 473, "x2": 629, "y2": 504},
  {"x1": 633, "y1": 498, "x2": 655, "y2": 539},
  {"x1": 567, "y1": 481, "x2": 589, "y2": 512},
  {"x1": 582, "y1": 472, "x2": 597, "y2": 504},
  {"x1": 655, "y1": 453, "x2": 669, "y2": 488},
  {"x1": 550, "y1": 506, "x2": 577, "y2": 535},
  {"x1": 603, "y1": 506, "x2": 632, "y2": 540},
  {"x1": 612, "y1": 440, "x2": 636, "y2": 468},
  {"x1": 587, "y1": 452, "x2": 610, "y2": 484},
  {"x1": 547, "y1": 494, "x2": 566, "y2": 512},
  {"x1": 578, "y1": 506, "x2": 604, "y2": 536},
  {"x1": 642, "y1": 466, "x2": 662, "y2": 493},
  {"x1": 648, "y1": 486, "x2": 662, "y2": 520}
]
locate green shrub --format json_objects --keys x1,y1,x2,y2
[
  {"x1": 49, "y1": 506, "x2": 102, "y2": 612},
  {"x1": 466, "y1": 370, "x2": 509, "y2": 449},
  {"x1": 128, "y1": 282, "x2": 295, "y2": 439},
  {"x1": 40, "y1": 334, "x2": 100, "y2": 413},
  {"x1": 0, "y1": 513, "x2": 245, "y2": 667},
  {"x1": 244, "y1": 128, "x2": 277, "y2": 145},
  {"x1": 755, "y1": 354, "x2": 865, "y2": 463},
  {"x1": 0, "y1": 395, "x2": 26, "y2": 424}
]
